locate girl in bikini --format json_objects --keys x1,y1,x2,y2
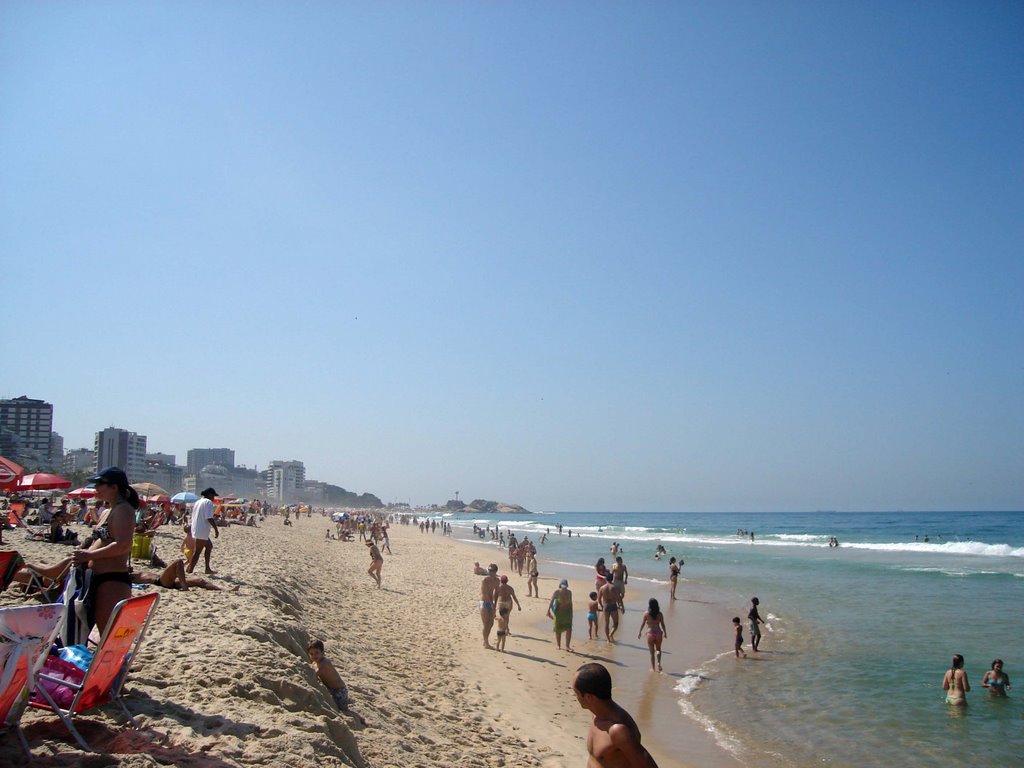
[
  {"x1": 981, "y1": 659, "x2": 1009, "y2": 697},
  {"x1": 943, "y1": 654, "x2": 970, "y2": 705},
  {"x1": 638, "y1": 598, "x2": 668, "y2": 671}
]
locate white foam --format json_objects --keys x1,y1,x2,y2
[{"x1": 673, "y1": 654, "x2": 746, "y2": 760}]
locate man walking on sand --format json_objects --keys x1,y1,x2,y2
[
  {"x1": 479, "y1": 563, "x2": 500, "y2": 649},
  {"x1": 187, "y1": 487, "x2": 220, "y2": 574},
  {"x1": 572, "y1": 662, "x2": 658, "y2": 767}
]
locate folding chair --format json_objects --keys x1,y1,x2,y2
[
  {"x1": 29, "y1": 591, "x2": 160, "y2": 751},
  {"x1": 7, "y1": 508, "x2": 47, "y2": 541},
  {"x1": 0, "y1": 551, "x2": 24, "y2": 591},
  {"x1": 0, "y1": 603, "x2": 64, "y2": 759}
]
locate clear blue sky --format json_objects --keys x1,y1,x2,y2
[{"x1": 2, "y1": 2, "x2": 1021, "y2": 511}]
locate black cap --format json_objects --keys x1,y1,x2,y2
[
  {"x1": 201, "y1": 487, "x2": 218, "y2": 499},
  {"x1": 86, "y1": 467, "x2": 129, "y2": 489}
]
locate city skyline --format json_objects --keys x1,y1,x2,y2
[{"x1": 3, "y1": 4, "x2": 1021, "y2": 512}]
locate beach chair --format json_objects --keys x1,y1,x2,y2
[
  {"x1": 7, "y1": 508, "x2": 47, "y2": 541},
  {"x1": 0, "y1": 603, "x2": 64, "y2": 759},
  {"x1": 0, "y1": 550, "x2": 24, "y2": 591},
  {"x1": 29, "y1": 591, "x2": 160, "y2": 751}
]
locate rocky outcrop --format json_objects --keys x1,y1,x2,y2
[{"x1": 445, "y1": 498, "x2": 530, "y2": 514}]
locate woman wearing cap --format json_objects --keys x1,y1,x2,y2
[
  {"x1": 546, "y1": 579, "x2": 574, "y2": 652},
  {"x1": 72, "y1": 467, "x2": 138, "y2": 637}
]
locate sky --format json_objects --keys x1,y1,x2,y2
[{"x1": 2, "y1": 2, "x2": 1022, "y2": 512}]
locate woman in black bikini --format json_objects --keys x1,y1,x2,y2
[{"x1": 72, "y1": 467, "x2": 137, "y2": 637}]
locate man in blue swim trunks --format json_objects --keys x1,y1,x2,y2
[{"x1": 479, "y1": 563, "x2": 500, "y2": 649}]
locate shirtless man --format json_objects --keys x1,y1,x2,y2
[
  {"x1": 494, "y1": 575, "x2": 522, "y2": 636},
  {"x1": 598, "y1": 578, "x2": 623, "y2": 642},
  {"x1": 479, "y1": 563, "x2": 500, "y2": 649},
  {"x1": 572, "y1": 663, "x2": 658, "y2": 767},
  {"x1": 611, "y1": 556, "x2": 628, "y2": 600}
]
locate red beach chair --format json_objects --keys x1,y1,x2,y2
[
  {"x1": 0, "y1": 550, "x2": 24, "y2": 591},
  {"x1": 30, "y1": 591, "x2": 160, "y2": 751},
  {"x1": 0, "y1": 603, "x2": 64, "y2": 759}
]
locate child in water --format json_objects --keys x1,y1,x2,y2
[
  {"x1": 587, "y1": 592, "x2": 600, "y2": 639},
  {"x1": 733, "y1": 617, "x2": 746, "y2": 658}
]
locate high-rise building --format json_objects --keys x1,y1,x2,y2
[
  {"x1": 94, "y1": 427, "x2": 147, "y2": 481},
  {"x1": 49, "y1": 432, "x2": 63, "y2": 470},
  {"x1": 0, "y1": 396, "x2": 53, "y2": 469},
  {"x1": 186, "y1": 448, "x2": 235, "y2": 475},
  {"x1": 63, "y1": 448, "x2": 96, "y2": 475},
  {"x1": 266, "y1": 460, "x2": 305, "y2": 502}
]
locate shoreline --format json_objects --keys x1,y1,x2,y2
[
  {"x1": 450, "y1": 531, "x2": 748, "y2": 768},
  {"x1": 1, "y1": 517, "x2": 748, "y2": 767}
]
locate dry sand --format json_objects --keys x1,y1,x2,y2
[{"x1": 1, "y1": 517, "x2": 745, "y2": 767}]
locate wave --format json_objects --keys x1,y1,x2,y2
[
  {"x1": 448, "y1": 519, "x2": 1023, "y2": 558},
  {"x1": 673, "y1": 655, "x2": 746, "y2": 760},
  {"x1": 843, "y1": 541, "x2": 1024, "y2": 558}
]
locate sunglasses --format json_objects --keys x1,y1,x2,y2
[{"x1": 93, "y1": 480, "x2": 113, "y2": 487}]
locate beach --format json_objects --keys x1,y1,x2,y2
[{"x1": 2, "y1": 516, "x2": 739, "y2": 767}]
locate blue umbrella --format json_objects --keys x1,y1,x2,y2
[{"x1": 171, "y1": 491, "x2": 200, "y2": 503}]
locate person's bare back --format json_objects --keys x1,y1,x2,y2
[{"x1": 573, "y1": 663, "x2": 658, "y2": 768}]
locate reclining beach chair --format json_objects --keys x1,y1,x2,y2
[
  {"x1": 0, "y1": 603, "x2": 64, "y2": 759},
  {"x1": 7, "y1": 507, "x2": 47, "y2": 541},
  {"x1": 29, "y1": 591, "x2": 159, "y2": 751},
  {"x1": 0, "y1": 550, "x2": 25, "y2": 591}
]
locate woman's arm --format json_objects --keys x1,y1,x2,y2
[{"x1": 74, "y1": 503, "x2": 134, "y2": 565}]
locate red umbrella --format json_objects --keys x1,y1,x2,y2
[
  {"x1": 145, "y1": 494, "x2": 171, "y2": 504},
  {"x1": 16, "y1": 473, "x2": 72, "y2": 491},
  {"x1": 0, "y1": 455, "x2": 26, "y2": 491},
  {"x1": 67, "y1": 487, "x2": 98, "y2": 499}
]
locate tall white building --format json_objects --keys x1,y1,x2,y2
[
  {"x1": 94, "y1": 427, "x2": 147, "y2": 481},
  {"x1": 266, "y1": 460, "x2": 305, "y2": 502}
]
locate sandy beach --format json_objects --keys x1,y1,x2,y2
[{"x1": 2, "y1": 517, "x2": 745, "y2": 767}]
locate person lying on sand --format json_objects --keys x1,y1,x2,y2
[{"x1": 132, "y1": 558, "x2": 238, "y2": 592}]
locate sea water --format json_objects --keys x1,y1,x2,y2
[{"x1": 443, "y1": 510, "x2": 1023, "y2": 768}]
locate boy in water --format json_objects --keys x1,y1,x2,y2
[
  {"x1": 732, "y1": 617, "x2": 746, "y2": 658},
  {"x1": 307, "y1": 640, "x2": 366, "y2": 724}
]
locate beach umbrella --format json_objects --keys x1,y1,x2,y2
[
  {"x1": 146, "y1": 494, "x2": 171, "y2": 504},
  {"x1": 131, "y1": 482, "x2": 168, "y2": 496},
  {"x1": 0, "y1": 456, "x2": 25, "y2": 491},
  {"x1": 171, "y1": 491, "x2": 199, "y2": 503},
  {"x1": 66, "y1": 487, "x2": 98, "y2": 499},
  {"x1": 16, "y1": 473, "x2": 72, "y2": 491}
]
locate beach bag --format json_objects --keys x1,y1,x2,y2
[
  {"x1": 33, "y1": 654, "x2": 85, "y2": 708},
  {"x1": 58, "y1": 643, "x2": 94, "y2": 672}
]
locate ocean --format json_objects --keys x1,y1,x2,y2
[{"x1": 442, "y1": 510, "x2": 1023, "y2": 768}]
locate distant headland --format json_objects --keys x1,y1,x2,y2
[{"x1": 446, "y1": 499, "x2": 531, "y2": 515}]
